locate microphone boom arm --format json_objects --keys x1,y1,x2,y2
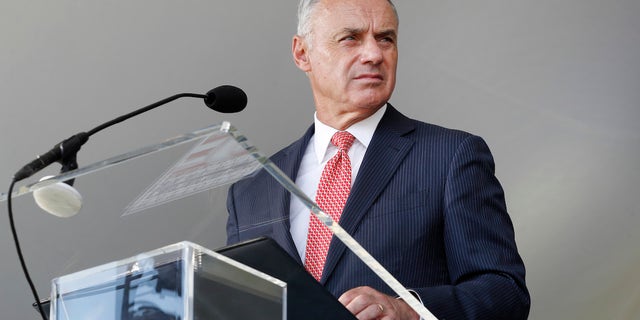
[
  {"x1": 13, "y1": 93, "x2": 207, "y2": 182},
  {"x1": 87, "y1": 93, "x2": 207, "y2": 136}
]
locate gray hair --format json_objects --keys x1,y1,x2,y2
[{"x1": 296, "y1": 0, "x2": 398, "y2": 38}]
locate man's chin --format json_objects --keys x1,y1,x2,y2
[{"x1": 352, "y1": 93, "x2": 391, "y2": 110}]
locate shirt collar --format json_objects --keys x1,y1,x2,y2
[{"x1": 313, "y1": 104, "x2": 387, "y2": 163}]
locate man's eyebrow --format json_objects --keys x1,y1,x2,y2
[
  {"x1": 335, "y1": 27, "x2": 398, "y2": 38},
  {"x1": 376, "y1": 29, "x2": 397, "y2": 39},
  {"x1": 337, "y1": 27, "x2": 365, "y2": 36}
]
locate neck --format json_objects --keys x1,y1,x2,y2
[{"x1": 316, "y1": 105, "x2": 385, "y2": 130}]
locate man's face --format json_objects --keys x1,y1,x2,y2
[{"x1": 294, "y1": 0, "x2": 398, "y2": 123}]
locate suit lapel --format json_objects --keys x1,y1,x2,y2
[
  {"x1": 267, "y1": 125, "x2": 315, "y2": 264},
  {"x1": 321, "y1": 105, "x2": 416, "y2": 283}
]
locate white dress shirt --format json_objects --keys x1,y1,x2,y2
[{"x1": 289, "y1": 105, "x2": 387, "y2": 261}]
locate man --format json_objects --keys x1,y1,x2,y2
[{"x1": 227, "y1": 0, "x2": 530, "y2": 319}]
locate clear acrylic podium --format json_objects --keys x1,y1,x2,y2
[
  {"x1": 51, "y1": 241, "x2": 286, "y2": 320},
  {"x1": 2, "y1": 121, "x2": 436, "y2": 320}
]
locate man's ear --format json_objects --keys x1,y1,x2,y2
[{"x1": 292, "y1": 35, "x2": 311, "y2": 72}]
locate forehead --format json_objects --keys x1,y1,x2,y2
[{"x1": 312, "y1": 0, "x2": 398, "y2": 34}]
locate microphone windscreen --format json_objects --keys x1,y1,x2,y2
[{"x1": 204, "y1": 85, "x2": 247, "y2": 113}]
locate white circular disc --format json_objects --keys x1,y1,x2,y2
[{"x1": 33, "y1": 180, "x2": 82, "y2": 218}]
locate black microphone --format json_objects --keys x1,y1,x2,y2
[
  {"x1": 12, "y1": 85, "x2": 247, "y2": 182},
  {"x1": 205, "y1": 85, "x2": 247, "y2": 113}
]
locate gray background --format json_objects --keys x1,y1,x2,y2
[{"x1": 1, "y1": 1, "x2": 639, "y2": 319}]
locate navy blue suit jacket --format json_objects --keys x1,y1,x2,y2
[{"x1": 227, "y1": 105, "x2": 530, "y2": 319}]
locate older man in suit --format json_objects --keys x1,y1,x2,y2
[{"x1": 226, "y1": 0, "x2": 530, "y2": 319}]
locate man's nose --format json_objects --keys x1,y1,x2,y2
[{"x1": 359, "y1": 37, "x2": 384, "y2": 65}]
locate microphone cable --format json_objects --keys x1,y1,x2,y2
[{"x1": 7, "y1": 179, "x2": 48, "y2": 319}]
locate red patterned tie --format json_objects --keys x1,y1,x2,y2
[{"x1": 304, "y1": 131, "x2": 356, "y2": 281}]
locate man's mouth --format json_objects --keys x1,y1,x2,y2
[{"x1": 354, "y1": 73, "x2": 384, "y2": 81}]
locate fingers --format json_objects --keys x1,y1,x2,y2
[
  {"x1": 339, "y1": 286, "x2": 390, "y2": 319},
  {"x1": 338, "y1": 286, "x2": 420, "y2": 320}
]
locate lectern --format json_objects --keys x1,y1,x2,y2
[
  {"x1": 51, "y1": 241, "x2": 286, "y2": 319},
  {"x1": 3, "y1": 122, "x2": 436, "y2": 319}
]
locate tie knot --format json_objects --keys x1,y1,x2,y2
[{"x1": 331, "y1": 131, "x2": 355, "y2": 151}]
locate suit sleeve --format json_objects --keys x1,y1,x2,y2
[{"x1": 417, "y1": 135, "x2": 530, "y2": 319}]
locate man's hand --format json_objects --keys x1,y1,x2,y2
[{"x1": 338, "y1": 286, "x2": 420, "y2": 320}]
